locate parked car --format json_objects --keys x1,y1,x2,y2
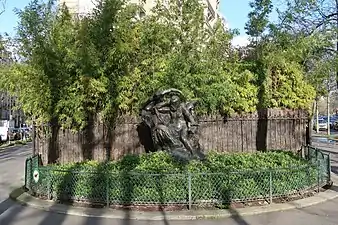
[
  {"x1": 7, "y1": 127, "x2": 20, "y2": 141},
  {"x1": 328, "y1": 115, "x2": 338, "y2": 128},
  {"x1": 313, "y1": 118, "x2": 328, "y2": 130},
  {"x1": 333, "y1": 120, "x2": 338, "y2": 130},
  {"x1": 19, "y1": 127, "x2": 31, "y2": 139}
]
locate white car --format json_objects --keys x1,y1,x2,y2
[{"x1": 313, "y1": 118, "x2": 328, "y2": 130}]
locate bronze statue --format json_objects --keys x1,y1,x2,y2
[{"x1": 140, "y1": 89, "x2": 205, "y2": 161}]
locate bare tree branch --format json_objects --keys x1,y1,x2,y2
[{"x1": 0, "y1": 0, "x2": 6, "y2": 16}]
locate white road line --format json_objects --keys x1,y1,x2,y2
[
  {"x1": 0, "y1": 157, "x2": 15, "y2": 162},
  {"x1": 15, "y1": 151, "x2": 31, "y2": 156}
]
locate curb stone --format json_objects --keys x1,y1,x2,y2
[{"x1": 9, "y1": 174, "x2": 338, "y2": 221}]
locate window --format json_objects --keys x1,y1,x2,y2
[
  {"x1": 206, "y1": 0, "x2": 215, "y2": 22},
  {"x1": 163, "y1": 0, "x2": 169, "y2": 6},
  {"x1": 177, "y1": 0, "x2": 182, "y2": 8},
  {"x1": 207, "y1": 9, "x2": 214, "y2": 21},
  {"x1": 139, "y1": 9, "x2": 146, "y2": 18}
]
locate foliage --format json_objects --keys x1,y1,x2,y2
[
  {"x1": 34, "y1": 151, "x2": 319, "y2": 205},
  {"x1": 245, "y1": 0, "x2": 273, "y2": 40},
  {"x1": 243, "y1": 0, "x2": 320, "y2": 109},
  {"x1": 0, "y1": 0, "x2": 320, "y2": 131},
  {"x1": 272, "y1": 0, "x2": 338, "y2": 92},
  {"x1": 48, "y1": 150, "x2": 311, "y2": 172}
]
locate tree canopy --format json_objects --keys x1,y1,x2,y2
[{"x1": 1, "y1": 0, "x2": 327, "y2": 130}]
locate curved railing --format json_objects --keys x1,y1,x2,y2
[{"x1": 24, "y1": 147, "x2": 331, "y2": 209}]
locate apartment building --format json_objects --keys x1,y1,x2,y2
[
  {"x1": 59, "y1": 0, "x2": 222, "y2": 27},
  {"x1": 0, "y1": 91, "x2": 25, "y2": 127}
]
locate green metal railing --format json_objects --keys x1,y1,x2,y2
[
  {"x1": 303, "y1": 145, "x2": 332, "y2": 187},
  {"x1": 24, "y1": 147, "x2": 332, "y2": 208},
  {"x1": 24, "y1": 154, "x2": 41, "y2": 193}
]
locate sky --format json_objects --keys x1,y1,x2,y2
[
  {"x1": 220, "y1": 0, "x2": 285, "y2": 46},
  {"x1": 0, "y1": 0, "x2": 32, "y2": 36},
  {"x1": 0, "y1": 0, "x2": 284, "y2": 46}
]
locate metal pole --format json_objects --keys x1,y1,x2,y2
[
  {"x1": 336, "y1": 0, "x2": 338, "y2": 89},
  {"x1": 269, "y1": 171, "x2": 273, "y2": 204},
  {"x1": 29, "y1": 157, "x2": 33, "y2": 195},
  {"x1": 327, "y1": 81, "x2": 330, "y2": 136},
  {"x1": 32, "y1": 124, "x2": 36, "y2": 155},
  {"x1": 307, "y1": 165, "x2": 311, "y2": 187},
  {"x1": 316, "y1": 100, "x2": 319, "y2": 133},
  {"x1": 24, "y1": 157, "x2": 29, "y2": 189},
  {"x1": 328, "y1": 153, "x2": 331, "y2": 184},
  {"x1": 317, "y1": 159, "x2": 320, "y2": 193},
  {"x1": 47, "y1": 178, "x2": 51, "y2": 200},
  {"x1": 106, "y1": 176, "x2": 110, "y2": 207},
  {"x1": 188, "y1": 173, "x2": 192, "y2": 210}
]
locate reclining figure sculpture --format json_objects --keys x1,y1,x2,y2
[{"x1": 140, "y1": 88, "x2": 205, "y2": 161}]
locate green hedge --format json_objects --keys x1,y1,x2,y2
[{"x1": 33, "y1": 151, "x2": 319, "y2": 205}]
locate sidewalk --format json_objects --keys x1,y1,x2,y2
[{"x1": 9, "y1": 173, "x2": 338, "y2": 221}]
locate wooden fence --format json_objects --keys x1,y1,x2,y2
[{"x1": 34, "y1": 109, "x2": 310, "y2": 165}]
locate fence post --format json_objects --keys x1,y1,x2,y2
[
  {"x1": 32, "y1": 124, "x2": 36, "y2": 156},
  {"x1": 106, "y1": 175, "x2": 110, "y2": 208},
  {"x1": 269, "y1": 171, "x2": 273, "y2": 204},
  {"x1": 47, "y1": 176, "x2": 51, "y2": 200},
  {"x1": 24, "y1": 158, "x2": 29, "y2": 190},
  {"x1": 306, "y1": 165, "x2": 311, "y2": 187},
  {"x1": 188, "y1": 173, "x2": 192, "y2": 210},
  {"x1": 317, "y1": 159, "x2": 320, "y2": 193},
  {"x1": 328, "y1": 153, "x2": 331, "y2": 184},
  {"x1": 29, "y1": 157, "x2": 33, "y2": 195}
]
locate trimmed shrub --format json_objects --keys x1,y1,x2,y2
[{"x1": 35, "y1": 150, "x2": 318, "y2": 205}]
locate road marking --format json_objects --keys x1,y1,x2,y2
[
  {"x1": 0, "y1": 157, "x2": 15, "y2": 162},
  {"x1": 15, "y1": 151, "x2": 31, "y2": 156}
]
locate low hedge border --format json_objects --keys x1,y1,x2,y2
[{"x1": 26, "y1": 150, "x2": 328, "y2": 209}]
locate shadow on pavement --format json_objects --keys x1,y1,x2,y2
[
  {"x1": 228, "y1": 207, "x2": 250, "y2": 225},
  {"x1": 0, "y1": 198, "x2": 16, "y2": 216},
  {"x1": 35, "y1": 166, "x2": 71, "y2": 225},
  {"x1": 0, "y1": 188, "x2": 26, "y2": 225},
  {"x1": 331, "y1": 166, "x2": 338, "y2": 175},
  {"x1": 0, "y1": 146, "x2": 32, "y2": 162},
  {"x1": 285, "y1": 180, "x2": 338, "y2": 219}
]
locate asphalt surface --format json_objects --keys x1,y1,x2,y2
[
  {"x1": 0, "y1": 144, "x2": 31, "y2": 202},
  {"x1": 1, "y1": 142, "x2": 338, "y2": 225}
]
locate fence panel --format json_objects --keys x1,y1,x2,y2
[
  {"x1": 24, "y1": 154, "x2": 331, "y2": 208},
  {"x1": 34, "y1": 110, "x2": 309, "y2": 165},
  {"x1": 304, "y1": 146, "x2": 331, "y2": 186}
]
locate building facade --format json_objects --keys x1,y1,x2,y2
[
  {"x1": 0, "y1": 91, "x2": 25, "y2": 127},
  {"x1": 59, "y1": 0, "x2": 222, "y2": 27}
]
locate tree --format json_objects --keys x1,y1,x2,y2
[
  {"x1": 245, "y1": 0, "x2": 273, "y2": 47},
  {"x1": 116, "y1": 0, "x2": 258, "y2": 115},
  {"x1": 4, "y1": 0, "x2": 143, "y2": 128},
  {"x1": 2, "y1": 0, "x2": 319, "y2": 133},
  {"x1": 243, "y1": 0, "x2": 318, "y2": 110},
  {"x1": 277, "y1": 0, "x2": 338, "y2": 88}
]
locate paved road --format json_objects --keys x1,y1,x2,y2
[
  {"x1": 1, "y1": 142, "x2": 338, "y2": 225},
  {"x1": 0, "y1": 144, "x2": 32, "y2": 203}
]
